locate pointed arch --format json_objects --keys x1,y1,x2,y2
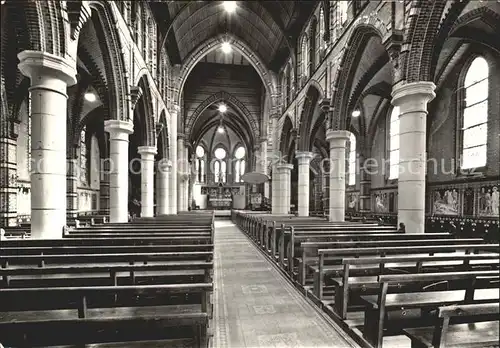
[
  {"x1": 185, "y1": 90, "x2": 259, "y2": 141},
  {"x1": 330, "y1": 24, "x2": 391, "y2": 130},
  {"x1": 298, "y1": 85, "x2": 321, "y2": 151},
  {"x1": 134, "y1": 74, "x2": 156, "y2": 147},
  {"x1": 87, "y1": 2, "x2": 129, "y2": 122},
  {"x1": 177, "y1": 34, "x2": 278, "y2": 112},
  {"x1": 157, "y1": 109, "x2": 170, "y2": 160}
]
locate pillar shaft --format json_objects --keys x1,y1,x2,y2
[
  {"x1": 271, "y1": 165, "x2": 279, "y2": 213},
  {"x1": 359, "y1": 154, "x2": 371, "y2": 213},
  {"x1": 18, "y1": 50, "x2": 77, "y2": 238},
  {"x1": 66, "y1": 149, "x2": 78, "y2": 219},
  {"x1": 273, "y1": 164, "x2": 293, "y2": 214},
  {"x1": 326, "y1": 130, "x2": 351, "y2": 222},
  {"x1": 392, "y1": 82, "x2": 436, "y2": 233},
  {"x1": 99, "y1": 158, "x2": 110, "y2": 215},
  {"x1": 138, "y1": 146, "x2": 157, "y2": 217},
  {"x1": 168, "y1": 107, "x2": 178, "y2": 214},
  {"x1": 177, "y1": 136, "x2": 185, "y2": 212},
  {"x1": 0, "y1": 136, "x2": 18, "y2": 227},
  {"x1": 104, "y1": 120, "x2": 134, "y2": 223},
  {"x1": 157, "y1": 159, "x2": 171, "y2": 215},
  {"x1": 296, "y1": 151, "x2": 314, "y2": 216},
  {"x1": 184, "y1": 146, "x2": 190, "y2": 210}
]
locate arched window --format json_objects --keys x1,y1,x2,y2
[
  {"x1": 329, "y1": 0, "x2": 337, "y2": 44},
  {"x1": 301, "y1": 35, "x2": 309, "y2": 81},
  {"x1": 309, "y1": 18, "x2": 317, "y2": 74},
  {"x1": 319, "y1": 7, "x2": 326, "y2": 52},
  {"x1": 339, "y1": 1, "x2": 348, "y2": 26},
  {"x1": 348, "y1": 133, "x2": 356, "y2": 186},
  {"x1": 195, "y1": 145, "x2": 206, "y2": 183},
  {"x1": 234, "y1": 146, "x2": 246, "y2": 183},
  {"x1": 461, "y1": 57, "x2": 488, "y2": 169},
  {"x1": 27, "y1": 92, "x2": 31, "y2": 173},
  {"x1": 281, "y1": 73, "x2": 287, "y2": 108},
  {"x1": 80, "y1": 126, "x2": 89, "y2": 185},
  {"x1": 214, "y1": 147, "x2": 227, "y2": 183},
  {"x1": 389, "y1": 106, "x2": 400, "y2": 180},
  {"x1": 90, "y1": 135, "x2": 100, "y2": 189},
  {"x1": 135, "y1": 4, "x2": 142, "y2": 50},
  {"x1": 286, "y1": 63, "x2": 292, "y2": 105}
]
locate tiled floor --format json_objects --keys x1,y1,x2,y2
[{"x1": 212, "y1": 220, "x2": 359, "y2": 348}]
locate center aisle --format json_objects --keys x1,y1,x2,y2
[{"x1": 212, "y1": 220, "x2": 359, "y2": 348}]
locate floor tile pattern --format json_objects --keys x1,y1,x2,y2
[{"x1": 212, "y1": 220, "x2": 359, "y2": 348}]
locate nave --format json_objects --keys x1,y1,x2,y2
[
  {"x1": 212, "y1": 220, "x2": 357, "y2": 348},
  {"x1": 1, "y1": 211, "x2": 498, "y2": 348}
]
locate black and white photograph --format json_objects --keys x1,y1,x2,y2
[{"x1": 0, "y1": 1, "x2": 499, "y2": 347}]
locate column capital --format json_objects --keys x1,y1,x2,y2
[
  {"x1": 104, "y1": 120, "x2": 134, "y2": 137},
  {"x1": 169, "y1": 104, "x2": 180, "y2": 117},
  {"x1": 177, "y1": 133, "x2": 186, "y2": 141},
  {"x1": 295, "y1": 151, "x2": 315, "y2": 165},
  {"x1": 326, "y1": 130, "x2": 351, "y2": 144},
  {"x1": 276, "y1": 163, "x2": 293, "y2": 172},
  {"x1": 130, "y1": 86, "x2": 143, "y2": 110},
  {"x1": 260, "y1": 135, "x2": 269, "y2": 143},
  {"x1": 137, "y1": 146, "x2": 157, "y2": 157},
  {"x1": 157, "y1": 158, "x2": 172, "y2": 175},
  {"x1": 18, "y1": 50, "x2": 77, "y2": 87},
  {"x1": 320, "y1": 99, "x2": 332, "y2": 112},
  {"x1": 391, "y1": 81, "x2": 436, "y2": 109}
]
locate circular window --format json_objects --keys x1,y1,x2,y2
[
  {"x1": 234, "y1": 146, "x2": 245, "y2": 159},
  {"x1": 214, "y1": 147, "x2": 226, "y2": 160},
  {"x1": 196, "y1": 145, "x2": 205, "y2": 158}
]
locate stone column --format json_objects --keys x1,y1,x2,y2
[
  {"x1": 168, "y1": 106, "x2": 178, "y2": 214},
  {"x1": 391, "y1": 82, "x2": 436, "y2": 233},
  {"x1": 326, "y1": 130, "x2": 351, "y2": 222},
  {"x1": 296, "y1": 151, "x2": 314, "y2": 216},
  {"x1": 184, "y1": 146, "x2": 190, "y2": 210},
  {"x1": 157, "y1": 159, "x2": 170, "y2": 215},
  {"x1": 18, "y1": 50, "x2": 77, "y2": 238},
  {"x1": 138, "y1": 146, "x2": 157, "y2": 217},
  {"x1": 66, "y1": 147, "x2": 78, "y2": 219},
  {"x1": 274, "y1": 163, "x2": 293, "y2": 214},
  {"x1": 104, "y1": 120, "x2": 134, "y2": 223},
  {"x1": 359, "y1": 153, "x2": 372, "y2": 213},
  {"x1": 99, "y1": 158, "x2": 110, "y2": 215},
  {"x1": 271, "y1": 165, "x2": 280, "y2": 214},
  {"x1": 0, "y1": 124, "x2": 18, "y2": 227},
  {"x1": 177, "y1": 135, "x2": 185, "y2": 212}
]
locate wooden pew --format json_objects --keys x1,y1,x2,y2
[
  {"x1": 281, "y1": 226, "x2": 404, "y2": 273},
  {"x1": 403, "y1": 302, "x2": 499, "y2": 348},
  {"x1": 1, "y1": 236, "x2": 213, "y2": 248},
  {"x1": 299, "y1": 238, "x2": 483, "y2": 286},
  {"x1": 0, "y1": 283, "x2": 212, "y2": 347},
  {"x1": 360, "y1": 270, "x2": 500, "y2": 348},
  {"x1": 1, "y1": 260, "x2": 213, "y2": 288},
  {"x1": 318, "y1": 254, "x2": 500, "y2": 319},
  {"x1": 63, "y1": 233, "x2": 212, "y2": 243},
  {"x1": 2, "y1": 251, "x2": 213, "y2": 268}
]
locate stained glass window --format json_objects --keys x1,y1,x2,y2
[
  {"x1": 389, "y1": 106, "x2": 400, "y2": 180},
  {"x1": 234, "y1": 146, "x2": 246, "y2": 182},
  {"x1": 348, "y1": 133, "x2": 356, "y2": 186},
  {"x1": 461, "y1": 57, "x2": 488, "y2": 170}
]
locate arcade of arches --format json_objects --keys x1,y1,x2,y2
[
  {"x1": 1, "y1": 2, "x2": 500, "y2": 347},
  {"x1": 1, "y1": 1, "x2": 499, "y2": 237}
]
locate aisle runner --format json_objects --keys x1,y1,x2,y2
[{"x1": 212, "y1": 220, "x2": 358, "y2": 348}]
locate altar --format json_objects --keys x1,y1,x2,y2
[{"x1": 201, "y1": 185, "x2": 243, "y2": 210}]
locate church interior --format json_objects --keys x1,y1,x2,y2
[{"x1": 0, "y1": 1, "x2": 499, "y2": 347}]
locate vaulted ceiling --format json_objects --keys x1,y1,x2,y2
[{"x1": 152, "y1": 1, "x2": 318, "y2": 70}]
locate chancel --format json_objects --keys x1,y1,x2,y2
[{"x1": 0, "y1": 1, "x2": 499, "y2": 347}]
